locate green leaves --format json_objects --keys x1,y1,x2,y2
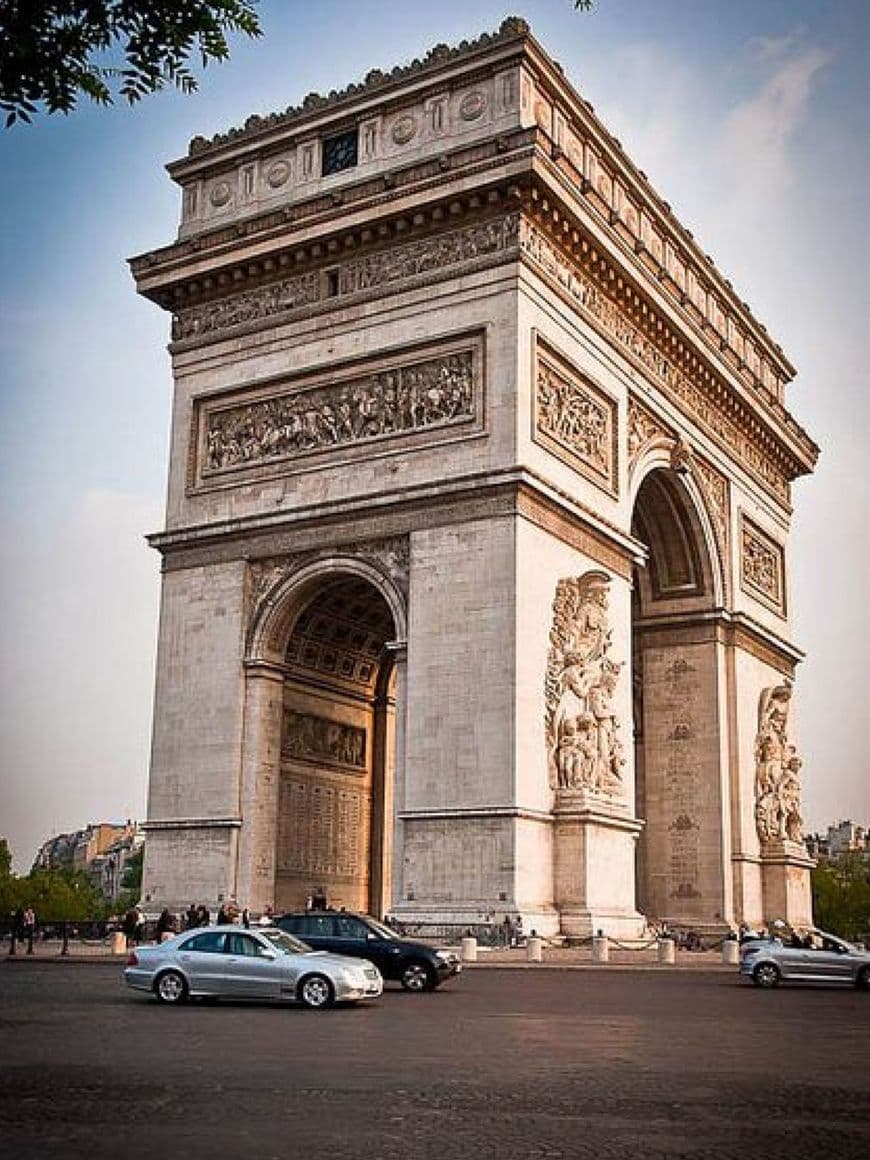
[
  {"x1": 1, "y1": 1, "x2": 262, "y2": 125},
  {"x1": 812, "y1": 854, "x2": 870, "y2": 942}
]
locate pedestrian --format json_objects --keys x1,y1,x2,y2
[
  {"x1": 216, "y1": 903, "x2": 230, "y2": 925},
  {"x1": 311, "y1": 886, "x2": 327, "y2": 911},
  {"x1": 155, "y1": 908, "x2": 176, "y2": 942},
  {"x1": 122, "y1": 906, "x2": 139, "y2": 949},
  {"x1": 502, "y1": 914, "x2": 513, "y2": 947},
  {"x1": 23, "y1": 906, "x2": 36, "y2": 954},
  {"x1": 10, "y1": 906, "x2": 25, "y2": 956},
  {"x1": 196, "y1": 904, "x2": 210, "y2": 927},
  {"x1": 241, "y1": 907, "x2": 251, "y2": 929},
  {"x1": 185, "y1": 903, "x2": 198, "y2": 930},
  {"x1": 514, "y1": 914, "x2": 524, "y2": 946}
]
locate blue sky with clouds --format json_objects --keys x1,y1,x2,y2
[{"x1": 1, "y1": 0, "x2": 868, "y2": 869}]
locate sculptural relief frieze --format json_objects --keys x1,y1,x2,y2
[
  {"x1": 740, "y1": 514, "x2": 785, "y2": 614},
  {"x1": 197, "y1": 341, "x2": 480, "y2": 483},
  {"x1": 282, "y1": 708, "x2": 366, "y2": 771},
  {"x1": 754, "y1": 684, "x2": 804, "y2": 845},
  {"x1": 173, "y1": 214, "x2": 519, "y2": 343},
  {"x1": 545, "y1": 572, "x2": 626, "y2": 797},
  {"x1": 627, "y1": 398, "x2": 672, "y2": 468},
  {"x1": 535, "y1": 344, "x2": 617, "y2": 495},
  {"x1": 519, "y1": 221, "x2": 792, "y2": 504}
]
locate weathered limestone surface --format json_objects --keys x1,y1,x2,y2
[{"x1": 134, "y1": 19, "x2": 817, "y2": 932}]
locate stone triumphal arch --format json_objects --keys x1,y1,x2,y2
[{"x1": 133, "y1": 19, "x2": 818, "y2": 936}]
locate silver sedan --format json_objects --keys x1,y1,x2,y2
[
  {"x1": 739, "y1": 928, "x2": 870, "y2": 989},
  {"x1": 124, "y1": 925, "x2": 383, "y2": 1008}
]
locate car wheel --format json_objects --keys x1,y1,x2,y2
[
  {"x1": 298, "y1": 973, "x2": 334, "y2": 1009},
  {"x1": 154, "y1": 969, "x2": 188, "y2": 1004},
  {"x1": 401, "y1": 960, "x2": 435, "y2": 992},
  {"x1": 752, "y1": 962, "x2": 781, "y2": 989},
  {"x1": 856, "y1": 966, "x2": 870, "y2": 991}
]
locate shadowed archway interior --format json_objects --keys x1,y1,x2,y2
[
  {"x1": 631, "y1": 468, "x2": 722, "y2": 928},
  {"x1": 274, "y1": 575, "x2": 397, "y2": 915}
]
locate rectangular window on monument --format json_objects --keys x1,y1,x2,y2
[{"x1": 322, "y1": 129, "x2": 359, "y2": 176}]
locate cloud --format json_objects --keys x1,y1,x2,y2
[{"x1": 720, "y1": 33, "x2": 832, "y2": 217}]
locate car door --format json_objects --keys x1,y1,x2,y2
[
  {"x1": 223, "y1": 931, "x2": 284, "y2": 999},
  {"x1": 176, "y1": 930, "x2": 231, "y2": 994},
  {"x1": 330, "y1": 914, "x2": 371, "y2": 965}
]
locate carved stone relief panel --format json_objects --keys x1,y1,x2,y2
[
  {"x1": 740, "y1": 513, "x2": 786, "y2": 616},
  {"x1": 534, "y1": 339, "x2": 618, "y2": 496},
  {"x1": 545, "y1": 572, "x2": 626, "y2": 798},
  {"x1": 191, "y1": 333, "x2": 484, "y2": 489},
  {"x1": 627, "y1": 397, "x2": 673, "y2": 470},
  {"x1": 754, "y1": 684, "x2": 804, "y2": 845},
  {"x1": 282, "y1": 708, "x2": 366, "y2": 771}
]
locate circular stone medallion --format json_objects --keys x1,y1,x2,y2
[
  {"x1": 459, "y1": 91, "x2": 487, "y2": 121},
  {"x1": 266, "y1": 160, "x2": 291, "y2": 189},
  {"x1": 391, "y1": 115, "x2": 417, "y2": 145},
  {"x1": 209, "y1": 180, "x2": 232, "y2": 208}
]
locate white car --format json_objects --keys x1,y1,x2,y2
[{"x1": 124, "y1": 924, "x2": 383, "y2": 1008}]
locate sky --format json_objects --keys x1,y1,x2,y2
[{"x1": 1, "y1": 0, "x2": 868, "y2": 871}]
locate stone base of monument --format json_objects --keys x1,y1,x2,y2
[{"x1": 760, "y1": 839, "x2": 815, "y2": 928}]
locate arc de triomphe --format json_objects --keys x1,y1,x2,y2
[{"x1": 132, "y1": 18, "x2": 818, "y2": 936}]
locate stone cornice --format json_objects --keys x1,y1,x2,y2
[
  {"x1": 147, "y1": 467, "x2": 641, "y2": 580},
  {"x1": 176, "y1": 17, "x2": 531, "y2": 164},
  {"x1": 518, "y1": 193, "x2": 817, "y2": 499},
  {"x1": 519, "y1": 34, "x2": 796, "y2": 389},
  {"x1": 633, "y1": 607, "x2": 804, "y2": 675},
  {"x1": 130, "y1": 132, "x2": 535, "y2": 306}
]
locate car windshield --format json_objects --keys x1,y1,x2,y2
[{"x1": 259, "y1": 928, "x2": 311, "y2": 955}]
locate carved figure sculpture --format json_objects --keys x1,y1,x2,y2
[
  {"x1": 545, "y1": 572, "x2": 625, "y2": 796},
  {"x1": 753, "y1": 684, "x2": 804, "y2": 844}
]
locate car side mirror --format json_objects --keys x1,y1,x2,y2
[
  {"x1": 366, "y1": 932, "x2": 378, "y2": 940},
  {"x1": 261, "y1": 949, "x2": 278, "y2": 960}
]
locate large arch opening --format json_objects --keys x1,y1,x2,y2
[
  {"x1": 631, "y1": 466, "x2": 726, "y2": 929},
  {"x1": 272, "y1": 573, "x2": 398, "y2": 916}
]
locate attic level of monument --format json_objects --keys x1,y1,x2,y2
[{"x1": 146, "y1": 17, "x2": 797, "y2": 396}]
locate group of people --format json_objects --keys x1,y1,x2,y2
[{"x1": 8, "y1": 905, "x2": 36, "y2": 954}]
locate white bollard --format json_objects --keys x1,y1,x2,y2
[
  {"x1": 592, "y1": 934, "x2": 609, "y2": 963},
  {"x1": 460, "y1": 936, "x2": 478, "y2": 963},
  {"x1": 722, "y1": 940, "x2": 739, "y2": 965},
  {"x1": 111, "y1": 932, "x2": 127, "y2": 956},
  {"x1": 658, "y1": 937, "x2": 675, "y2": 965},
  {"x1": 526, "y1": 936, "x2": 543, "y2": 963}
]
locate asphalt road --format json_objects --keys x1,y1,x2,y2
[{"x1": 1, "y1": 962, "x2": 868, "y2": 1160}]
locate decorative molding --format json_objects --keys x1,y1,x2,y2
[
  {"x1": 172, "y1": 214, "x2": 519, "y2": 344},
  {"x1": 545, "y1": 572, "x2": 626, "y2": 798},
  {"x1": 627, "y1": 397, "x2": 672, "y2": 468},
  {"x1": 520, "y1": 219, "x2": 795, "y2": 505},
  {"x1": 186, "y1": 18, "x2": 529, "y2": 156},
  {"x1": 282, "y1": 708, "x2": 366, "y2": 770},
  {"x1": 247, "y1": 535, "x2": 410, "y2": 649},
  {"x1": 754, "y1": 684, "x2": 804, "y2": 845},
  {"x1": 740, "y1": 512, "x2": 786, "y2": 616},
  {"x1": 533, "y1": 337, "x2": 618, "y2": 496},
  {"x1": 193, "y1": 333, "x2": 483, "y2": 487}
]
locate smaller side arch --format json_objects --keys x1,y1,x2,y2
[{"x1": 248, "y1": 554, "x2": 408, "y2": 667}]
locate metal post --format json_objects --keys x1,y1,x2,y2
[{"x1": 61, "y1": 922, "x2": 69, "y2": 956}]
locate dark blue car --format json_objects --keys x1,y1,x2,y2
[{"x1": 277, "y1": 911, "x2": 461, "y2": 992}]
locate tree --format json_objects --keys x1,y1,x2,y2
[
  {"x1": 0, "y1": 0, "x2": 262, "y2": 126},
  {"x1": 812, "y1": 854, "x2": 870, "y2": 943},
  {"x1": 0, "y1": 838, "x2": 11, "y2": 879}
]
